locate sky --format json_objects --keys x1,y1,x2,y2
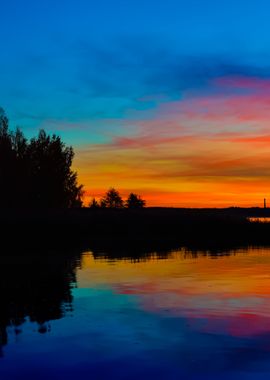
[{"x1": 1, "y1": 0, "x2": 270, "y2": 206}]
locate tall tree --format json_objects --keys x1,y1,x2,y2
[
  {"x1": 27, "y1": 130, "x2": 83, "y2": 208},
  {"x1": 0, "y1": 109, "x2": 83, "y2": 208},
  {"x1": 0, "y1": 108, "x2": 16, "y2": 207}
]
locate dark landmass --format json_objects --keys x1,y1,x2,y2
[{"x1": 1, "y1": 207, "x2": 270, "y2": 254}]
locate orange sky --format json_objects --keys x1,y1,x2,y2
[{"x1": 74, "y1": 77, "x2": 270, "y2": 207}]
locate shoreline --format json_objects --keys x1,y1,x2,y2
[{"x1": 1, "y1": 207, "x2": 270, "y2": 253}]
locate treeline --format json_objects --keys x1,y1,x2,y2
[
  {"x1": 0, "y1": 109, "x2": 83, "y2": 208},
  {"x1": 89, "y1": 188, "x2": 146, "y2": 209},
  {"x1": 0, "y1": 109, "x2": 146, "y2": 209}
]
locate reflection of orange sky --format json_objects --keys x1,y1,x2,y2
[
  {"x1": 77, "y1": 249, "x2": 270, "y2": 337},
  {"x1": 74, "y1": 77, "x2": 270, "y2": 207},
  {"x1": 78, "y1": 249, "x2": 270, "y2": 297}
]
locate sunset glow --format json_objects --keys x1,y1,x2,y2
[
  {"x1": 75, "y1": 76, "x2": 270, "y2": 206},
  {"x1": 2, "y1": 1, "x2": 270, "y2": 206}
]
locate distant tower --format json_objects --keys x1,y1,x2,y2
[{"x1": 264, "y1": 198, "x2": 267, "y2": 209}]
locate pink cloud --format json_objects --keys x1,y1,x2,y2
[
  {"x1": 113, "y1": 282, "x2": 270, "y2": 337},
  {"x1": 76, "y1": 75, "x2": 270, "y2": 206},
  {"x1": 215, "y1": 76, "x2": 270, "y2": 92}
]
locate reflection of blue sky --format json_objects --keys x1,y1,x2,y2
[{"x1": 2, "y1": 285, "x2": 270, "y2": 379}]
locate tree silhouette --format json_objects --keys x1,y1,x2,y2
[
  {"x1": 0, "y1": 109, "x2": 20, "y2": 207},
  {"x1": 27, "y1": 130, "x2": 83, "y2": 207},
  {"x1": 89, "y1": 198, "x2": 100, "y2": 209},
  {"x1": 0, "y1": 108, "x2": 83, "y2": 208},
  {"x1": 101, "y1": 188, "x2": 124, "y2": 208},
  {"x1": 100, "y1": 198, "x2": 107, "y2": 208},
  {"x1": 125, "y1": 193, "x2": 146, "y2": 209}
]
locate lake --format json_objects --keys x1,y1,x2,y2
[
  {"x1": 1, "y1": 247, "x2": 270, "y2": 379},
  {"x1": 248, "y1": 217, "x2": 270, "y2": 223}
]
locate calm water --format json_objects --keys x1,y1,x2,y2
[
  {"x1": 248, "y1": 217, "x2": 270, "y2": 223},
  {"x1": 2, "y1": 248, "x2": 270, "y2": 379}
]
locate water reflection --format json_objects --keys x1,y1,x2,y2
[
  {"x1": 2, "y1": 247, "x2": 270, "y2": 379},
  {"x1": 248, "y1": 217, "x2": 270, "y2": 223},
  {"x1": 0, "y1": 252, "x2": 81, "y2": 353}
]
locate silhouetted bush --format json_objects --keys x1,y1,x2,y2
[
  {"x1": 0, "y1": 108, "x2": 83, "y2": 208},
  {"x1": 125, "y1": 193, "x2": 146, "y2": 208},
  {"x1": 100, "y1": 188, "x2": 124, "y2": 208},
  {"x1": 89, "y1": 189, "x2": 146, "y2": 209},
  {"x1": 89, "y1": 198, "x2": 100, "y2": 209}
]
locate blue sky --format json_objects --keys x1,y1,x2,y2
[
  {"x1": 2, "y1": 0, "x2": 270, "y2": 205},
  {"x1": 2, "y1": 0, "x2": 270, "y2": 139}
]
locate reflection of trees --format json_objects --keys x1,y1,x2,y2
[
  {"x1": 90, "y1": 239, "x2": 240, "y2": 262},
  {"x1": 0, "y1": 251, "x2": 81, "y2": 354}
]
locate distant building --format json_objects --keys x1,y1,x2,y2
[{"x1": 264, "y1": 198, "x2": 267, "y2": 209}]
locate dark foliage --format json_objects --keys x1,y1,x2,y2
[
  {"x1": 125, "y1": 192, "x2": 146, "y2": 208},
  {"x1": 100, "y1": 187, "x2": 124, "y2": 208},
  {"x1": 0, "y1": 109, "x2": 83, "y2": 208},
  {"x1": 0, "y1": 250, "x2": 81, "y2": 352},
  {"x1": 90, "y1": 189, "x2": 146, "y2": 208},
  {"x1": 89, "y1": 197, "x2": 100, "y2": 209}
]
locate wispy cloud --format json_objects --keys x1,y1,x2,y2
[{"x1": 75, "y1": 75, "x2": 270, "y2": 206}]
